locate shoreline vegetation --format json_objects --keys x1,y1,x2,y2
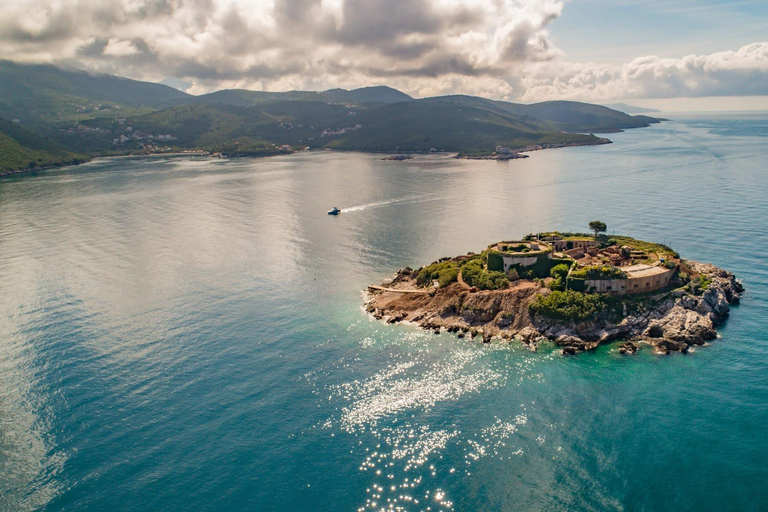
[
  {"x1": 365, "y1": 229, "x2": 743, "y2": 356},
  {"x1": 455, "y1": 138, "x2": 613, "y2": 160},
  {"x1": 0, "y1": 138, "x2": 614, "y2": 178},
  {"x1": 0, "y1": 60, "x2": 663, "y2": 177}
]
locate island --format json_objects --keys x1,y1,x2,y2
[{"x1": 364, "y1": 223, "x2": 743, "y2": 355}]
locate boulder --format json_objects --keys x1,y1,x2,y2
[{"x1": 618, "y1": 341, "x2": 639, "y2": 355}]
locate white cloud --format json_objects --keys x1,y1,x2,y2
[
  {"x1": 0, "y1": 0, "x2": 563, "y2": 96},
  {"x1": 102, "y1": 39, "x2": 139, "y2": 57},
  {"x1": 0, "y1": 0, "x2": 766, "y2": 103},
  {"x1": 520, "y1": 42, "x2": 768, "y2": 102}
]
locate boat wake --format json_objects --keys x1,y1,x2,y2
[{"x1": 342, "y1": 195, "x2": 439, "y2": 213}]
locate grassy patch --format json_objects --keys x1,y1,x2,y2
[
  {"x1": 529, "y1": 290, "x2": 608, "y2": 322},
  {"x1": 416, "y1": 260, "x2": 460, "y2": 288},
  {"x1": 569, "y1": 265, "x2": 627, "y2": 280},
  {"x1": 461, "y1": 259, "x2": 510, "y2": 290}
]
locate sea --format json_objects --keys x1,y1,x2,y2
[{"x1": 1, "y1": 112, "x2": 767, "y2": 512}]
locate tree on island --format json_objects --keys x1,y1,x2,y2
[{"x1": 589, "y1": 220, "x2": 607, "y2": 238}]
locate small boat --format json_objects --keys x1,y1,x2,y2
[{"x1": 327, "y1": 206, "x2": 341, "y2": 215}]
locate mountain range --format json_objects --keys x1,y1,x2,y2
[{"x1": 0, "y1": 60, "x2": 661, "y2": 173}]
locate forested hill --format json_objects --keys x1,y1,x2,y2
[
  {"x1": 0, "y1": 118, "x2": 86, "y2": 173},
  {"x1": 0, "y1": 60, "x2": 190, "y2": 130},
  {"x1": 0, "y1": 61, "x2": 662, "y2": 172}
]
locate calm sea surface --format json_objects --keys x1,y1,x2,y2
[{"x1": 1, "y1": 113, "x2": 767, "y2": 511}]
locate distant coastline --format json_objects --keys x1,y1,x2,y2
[
  {"x1": 0, "y1": 61, "x2": 666, "y2": 177},
  {"x1": 455, "y1": 138, "x2": 613, "y2": 160},
  {"x1": 0, "y1": 118, "x2": 658, "y2": 177}
]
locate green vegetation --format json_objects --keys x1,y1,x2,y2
[
  {"x1": 461, "y1": 260, "x2": 510, "y2": 290},
  {"x1": 487, "y1": 251, "x2": 504, "y2": 271},
  {"x1": 325, "y1": 100, "x2": 607, "y2": 153},
  {"x1": 687, "y1": 275, "x2": 713, "y2": 294},
  {"x1": 569, "y1": 265, "x2": 627, "y2": 280},
  {"x1": 499, "y1": 243, "x2": 531, "y2": 253},
  {"x1": 548, "y1": 263, "x2": 571, "y2": 291},
  {"x1": 0, "y1": 118, "x2": 86, "y2": 173},
  {"x1": 455, "y1": 148, "x2": 494, "y2": 158},
  {"x1": 605, "y1": 236, "x2": 680, "y2": 259},
  {"x1": 589, "y1": 220, "x2": 607, "y2": 237},
  {"x1": 0, "y1": 61, "x2": 661, "y2": 174},
  {"x1": 178, "y1": 85, "x2": 413, "y2": 109},
  {"x1": 529, "y1": 290, "x2": 608, "y2": 322},
  {"x1": 0, "y1": 60, "x2": 188, "y2": 131},
  {"x1": 209, "y1": 137, "x2": 288, "y2": 157},
  {"x1": 416, "y1": 260, "x2": 460, "y2": 288}
]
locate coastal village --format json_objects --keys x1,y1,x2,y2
[{"x1": 365, "y1": 222, "x2": 743, "y2": 355}]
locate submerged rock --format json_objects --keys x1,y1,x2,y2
[{"x1": 618, "y1": 341, "x2": 639, "y2": 355}]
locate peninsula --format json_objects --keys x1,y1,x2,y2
[
  {"x1": 0, "y1": 61, "x2": 662, "y2": 175},
  {"x1": 365, "y1": 224, "x2": 743, "y2": 355}
]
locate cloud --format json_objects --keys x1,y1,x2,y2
[
  {"x1": 1, "y1": 0, "x2": 766, "y2": 102},
  {"x1": 520, "y1": 42, "x2": 768, "y2": 102},
  {"x1": 0, "y1": 0, "x2": 562, "y2": 96}
]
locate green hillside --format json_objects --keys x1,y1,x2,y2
[
  {"x1": 0, "y1": 118, "x2": 86, "y2": 173},
  {"x1": 420, "y1": 96, "x2": 657, "y2": 132},
  {"x1": 513, "y1": 101, "x2": 660, "y2": 132},
  {"x1": 0, "y1": 61, "x2": 663, "y2": 171},
  {"x1": 0, "y1": 60, "x2": 190, "y2": 130},
  {"x1": 327, "y1": 100, "x2": 602, "y2": 152},
  {"x1": 168, "y1": 85, "x2": 413, "y2": 108},
  {"x1": 321, "y1": 86, "x2": 413, "y2": 104},
  {"x1": 78, "y1": 98, "x2": 605, "y2": 155}
]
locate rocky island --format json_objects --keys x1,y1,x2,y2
[{"x1": 365, "y1": 224, "x2": 743, "y2": 355}]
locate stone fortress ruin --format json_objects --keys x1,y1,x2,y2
[{"x1": 487, "y1": 232, "x2": 678, "y2": 296}]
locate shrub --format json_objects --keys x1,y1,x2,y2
[
  {"x1": 529, "y1": 290, "x2": 607, "y2": 322},
  {"x1": 550, "y1": 264, "x2": 570, "y2": 280},
  {"x1": 507, "y1": 268, "x2": 519, "y2": 281},
  {"x1": 487, "y1": 251, "x2": 504, "y2": 272},
  {"x1": 417, "y1": 260, "x2": 459, "y2": 287},
  {"x1": 548, "y1": 277, "x2": 566, "y2": 291},
  {"x1": 687, "y1": 274, "x2": 712, "y2": 294},
  {"x1": 569, "y1": 265, "x2": 626, "y2": 280},
  {"x1": 462, "y1": 260, "x2": 510, "y2": 290}
]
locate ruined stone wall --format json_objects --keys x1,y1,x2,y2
[{"x1": 584, "y1": 267, "x2": 676, "y2": 295}]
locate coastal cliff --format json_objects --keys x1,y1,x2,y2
[{"x1": 365, "y1": 258, "x2": 743, "y2": 356}]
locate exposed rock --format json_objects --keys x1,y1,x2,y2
[
  {"x1": 618, "y1": 341, "x2": 639, "y2": 355},
  {"x1": 365, "y1": 257, "x2": 742, "y2": 356}
]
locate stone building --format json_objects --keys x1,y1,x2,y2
[
  {"x1": 552, "y1": 238, "x2": 599, "y2": 252},
  {"x1": 571, "y1": 263, "x2": 676, "y2": 295},
  {"x1": 487, "y1": 241, "x2": 553, "y2": 273}
]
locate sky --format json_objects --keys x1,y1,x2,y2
[{"x1": 2, "y1": 0, "x2": 768, "y2": 109}]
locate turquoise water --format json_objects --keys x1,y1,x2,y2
[{"x1": 1, "y1": 113, "x2": 767, "y2": 511}]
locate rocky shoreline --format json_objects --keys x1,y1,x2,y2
[
  {"x1": 364, "y1": 261, "x2": 743, "y2": 355},
  {"x1": 456, "y1": 138, "x2": 613, "y2": 160}
]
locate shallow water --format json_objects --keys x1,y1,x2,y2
[{"x1": 1, "y1": 113, "x2": 767, "y2": 511}]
